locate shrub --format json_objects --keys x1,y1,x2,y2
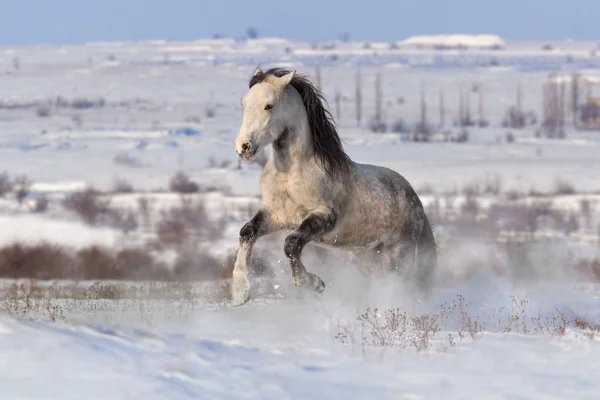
[
  {"x1": 13, "y1": 175, "x2": 31, "y2": 204},
  {"x1": 113, "y1": 178, "x2": 134, "y2": 193},
  {"x1": 0, "y1": 172, "x2": 13, "y2": 197},
  {"x1": 33, "y1": 195, "x2": 49, "y2": 213},
  {"x1": 460, "y1": 194, "x2": 480, "y2": 221},
  {"x1": 156, "y1": 198, "x2": 224, "y2": 247},
  {"x1": 138, "y1": 196, "x2": 152, "y2": 225},
  {"x1": 483, "y1": 174, "x2": 502, "y2": 195},
  {"x1": 75, "y1": 246, "x2": 118, "y2": 279},
  {"x1": 63, "y1": 188, "x2": 110, "y2": 224},
  {"x1": 169, "y1": 171, "x2": 199, "y2": 194},
  {"x1": 70, "y1": 97, "x2": 105, "y2": 109},
  {"x1": 72, "y1": 114, "x2": 83, "y2": 129},
  {"x1": 369, "y1": 119, "x2": 387, "y2": 133},
  {"x1": 205, "y1": 105, "x2": 216, "y2": 118},
  {"x1": 554, "y1": 179, "x2": 575, "y2": 195},
  {"x1": 391, "y1": 119, "x2": 409, "y2": 133},
  {"x1": 113, "y1": 152, "x2": 142, "y2": 168},
  {"x1": 36, "y1": 105, "x2": 51, "y2": 118},
  {"x1": 115, "y1": 248, "x2": 160, "y2": 280},
  {"x1": 0, "y1": 243, "x2": 74, "y2": 280},
  {"x1": 462, "y1": 182, "x2": 480, "y2": 197},
  {"x1": 580, "y1": 199, "x2": 594, "y2": 228},
  {"x1": 102, "y1": 209, "x2": 139, "y2": 235},
  {"x1": 172, "y1": 248, "x2": 223, "y2": 281},
  {"x1": 456, "y1": 129, "x2": 469, "y2": 143}
]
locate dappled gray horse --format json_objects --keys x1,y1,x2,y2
[{"x1": 231, "y1": 67, "x2": 437, "y2": 306}]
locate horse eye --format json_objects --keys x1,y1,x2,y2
[{"x1": 264, "y1": 104, "x2": 273, "y2": 110}]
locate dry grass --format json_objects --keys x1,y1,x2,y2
[
  {"x1": 0, "y1": 276, "x2": 285, "y2": 326},
  {"x1": 0, "y1": 239, "x2": 275, "y2": 284},
  {"x1": 0, "y1": 280, "x2": 227, "y2": 324},
  {"x1": 334, "y1": 294, "x2": 600, "y2": 353},
  {"x1": 0, "y1": 243, "x2": 171, "y2": 281}
]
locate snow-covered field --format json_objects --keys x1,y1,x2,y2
[
  {"x1": 2, "y1": 276, "x2": 600, "y2": 399},
  {"x1": 1, "y1": 36, "x2": 600, "y2": 398}
]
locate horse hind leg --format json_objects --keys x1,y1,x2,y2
[
  {"x1": 285, "y1": 240, "x2": 326, "y2": 293},
  {"x1": 283, "y1": 211, "x2": 337, "y2": 293},
  {"x1": 384, "y1": 242, "x2": 417, "y2": 280}
]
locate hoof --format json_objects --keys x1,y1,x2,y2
[
  {"x1": 313, "y1": 275, "x2": 326, "y2": 293},
  {"x1": 293, "y1": 273, "x2": 326, "y2": 293},
  {"x1": 231, "y1": 276, "x2": 250, "y2": 307}
]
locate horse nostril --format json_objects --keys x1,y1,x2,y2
[{"x1": 241, "y1": 142, "x2": 251, "y2": 153}]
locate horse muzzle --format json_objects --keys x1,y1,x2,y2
[{"x1": 235, "y1": 140, "x2": 258, "y2": 161}]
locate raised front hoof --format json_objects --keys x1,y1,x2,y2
[
  {"x1": 230, "y1": 276, "x2": 250, "y2": 307},
  {"x1": 313, "y1": 275, "x2": 326, "y2": 293},
  {"x1": 293, "y1": 273, "x2": 326, "y2": 294}
]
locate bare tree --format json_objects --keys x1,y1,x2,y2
[
  {"x1": 465, "y1": 88, "x2": 472, "y2": 125},
  {"x1": 457, "y1": 87, "x2": 473, "y2": 127},
  {"x1": 458, "y1": 88, "x2": 464, "y2": 126},
  {"x1": 355, "y1": 69, "x2": 362, "y2": 126},
  {"x1": 246, "y1": 27, "x2": 259, "y2": 39},
  {"x1": 439, "y1": 88, "x2": 445, "y2": 127},
  {"x1": 368, "y1": 71, "x2": 387, "y2": 132},
  {"x1": 571, "y1": 72, "x2": 580, "y2": 127},
  {"x1": 335, "y1": 89, "x2": 342, "y2": 121},
  {"x1": 375, "y1": 71, "x2": 382, "y2": 125},
  {"x1": 478, "y1": 83, "x2": 488, "y2": 127},
  {"x1": 559, "y1": 80, "x2": 566, "y2": 137},
  {"x1": 516, "y1": 81, "x2": 523, "y2": 129},
  {"x1": 415, "y1": 81, "x2": 430, "y2": 139},
  {"x1": 315, "y1": 66, "x2": 322, "y2": 92}
]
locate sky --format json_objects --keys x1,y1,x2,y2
[{"x1": 0, "y1": 0, "x2": 598, "y2": 45}]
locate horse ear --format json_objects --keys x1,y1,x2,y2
[
  {"x1": 276, "y1": 70, "x2": 295, "y2": 89},
  {"x1": 253, "y1": 67, "x2": 263, "y2": 77}
]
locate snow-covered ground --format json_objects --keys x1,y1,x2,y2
[
  {"x1": 2, "y1": 275, "x2": 600, "y2": 399},
  {"x1": 1, "y1": 36, "x2": 600, "y2": 398}
]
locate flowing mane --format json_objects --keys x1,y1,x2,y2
[{"x1": 249, "y1": 68, "x2": 352, "y2": 178}]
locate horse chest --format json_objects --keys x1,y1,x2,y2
[{"x1": 261, "y1": 174, "x2": 318, "y2": 226}]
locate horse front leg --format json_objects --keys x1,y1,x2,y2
[
  {"x1": 283, "y1": 210, "x2": 337, "y2": 293},
  {"x1": 231, "y1": 209, "x2": 277, "y2": 306}
]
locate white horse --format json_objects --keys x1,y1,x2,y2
[{"x1": 231, "y1": 67, "x2": 437, "y2": 306}]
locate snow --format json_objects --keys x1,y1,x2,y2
[
  {"x1": 1, "y1": 277, "x2": 600, "y2": 399},
  {"x1": 400, "y1": 34, "x2": 506, "y2": 49},
  {"x1": 0, "y1": 214, "x2": 122, "y2": 248},
  {"x1": 1, "y1": 36, "x2": 600, "y2": 398}
]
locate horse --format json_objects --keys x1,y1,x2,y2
[{"x1": 231, "y1": 67, "x2": 437, "y2": 306}]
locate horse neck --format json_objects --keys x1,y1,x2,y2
[{"x1": 270, "y1": 89, "x2": 314, "y2": 173}]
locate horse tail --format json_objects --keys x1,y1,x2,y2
[{"x1": 414, "y1": 214, "x2": 437, "y2": 296}]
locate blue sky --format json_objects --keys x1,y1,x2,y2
[{"x1": 1, "y1": 0, "x2": 597, "y2": 45}]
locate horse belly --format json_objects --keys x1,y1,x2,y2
[
  {"x1": 318, "y1": 216, "x2": 391, "y2": 251},
  {"x1": 318, "y1": 193, "x2": 400, "y2": 250}
]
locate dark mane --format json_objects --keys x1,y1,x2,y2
[{"x1": 249, "y1": 67, "x2": 352, "y2": 178}]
